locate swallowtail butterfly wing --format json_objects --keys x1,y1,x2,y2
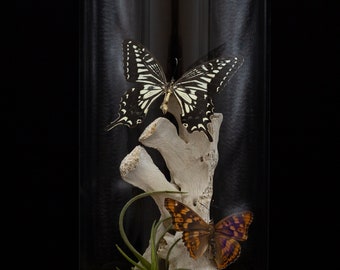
[{"x1": 106, "y1": 40, "x2": 243, "y2": 141}]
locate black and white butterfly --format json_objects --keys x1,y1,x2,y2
[{"x1": 106, "y1": 40, "x2": 243, "y2": 141}]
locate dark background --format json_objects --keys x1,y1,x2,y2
[{"x1": 16, "y1": 0, "x2": 338, "y2": 269}]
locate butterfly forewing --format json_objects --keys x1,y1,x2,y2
[
  {"x1": 214, "y1": 211, "x2": 254, "y2": 242},
  {"x1": 164, "y1": 198, "x2": 212, "y2": 259},
  {"x1": 123, "y1": 40, "x2": 167, "y2": 85},
  {"x1": 175, "y1": 57, "x2": 243, "y2": 94}
]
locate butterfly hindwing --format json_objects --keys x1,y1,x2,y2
[
  {"x1": 213, "y1": 235, "x2": 241, "y2": 269},
  {"x1": 182, "y1": 229, "x2": 211, "y2": 259},
  {"x1": 105, "y1": 85, "x2": 163, "y2": 130},
  {"x1": 175, "y1": 89, "x2": 214, "y2": 141},
  {"x1": 164, "y1": 198, "x2": 212, "y2": 258}
]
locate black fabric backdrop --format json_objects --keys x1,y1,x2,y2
[
  {"x1": 15, "y1": 0, "x2": 339, "y2": 269},
  {"x1": 80, "y1": 0, "x2": 268, "y2": 269}
]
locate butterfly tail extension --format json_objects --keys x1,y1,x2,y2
[
  {"x1": 105, "y1": 117, "x2": 126, "y2": 131},
  {"x1": 204, "y1": 130, "x2": 213, "y2": 142},
  {"x1": 105, "y1": 108, "x2": 143, "y2": 131},
  {"x1": 106, "y1": 84, "x2": 166, "y2": 132},
  {"x1": 179, "y1": 95, "x2": 215, "y2": 142},
  {"x1": 185, "y1": 125, "x2": 213, "y2": 142},
  {"x1": 181, "y1": 116, "x2": 213, "y2": 142}
]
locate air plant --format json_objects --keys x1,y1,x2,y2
[{"x1": 115, "y1": 190, "x2": 189, "y2": 270}]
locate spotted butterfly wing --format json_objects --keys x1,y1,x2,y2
[
  {"x1": 213, "y1": 211, "x2": 253, "y2": 269},
  {"x1": 164, "y1": 198, "x2": 212, "y2": 259},
  {"x1": 106, "y1": 40, "x2": 166, "y2": 130},
  {"x1": 123, "y1": 39, "x2": 167, "y2": 85},
  {"x1": 105, "y1": 85, "x2": 162, "y2": 128},
  {"x1": 164, "y1": 198, "x2": 253, "y2": 269},
  {"x1": 106, "y1": 40, "x2": 243, "y2": 141},
  {"x1": 173, "y1": 57, "x2": 243, "y2": 140}
]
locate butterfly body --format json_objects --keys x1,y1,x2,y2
[
  {"x1": 164, "y1": 198, "x2": 253, "y2": 269},
  {"x1": 106, "y1": 40, "x2": 243, "y2": 141},
  {"x1": 159, "y1": 78, "x2": 175, "y2": 114}
]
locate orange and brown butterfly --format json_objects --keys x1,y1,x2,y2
[{"x1": 164, "y1": 198, "x2": 253, "y2": 269}]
